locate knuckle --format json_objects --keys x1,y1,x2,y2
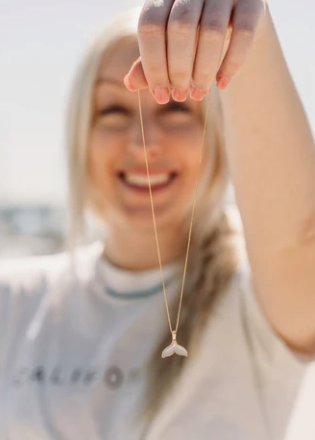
[
  {"x1": 170, "y1": 71, "x2": 190, "y2": 83},
  {"x1": 234, "y1": 21, "x2": 255, "y2": 39},
  {"x1": 169, "y1": 0, "x2": 197, "y2": 31},
  {"x1": 200, "y1": 25, "x2": 226, "y2": 41},
  {"x1": 145, "y1": 64, "x2": 160, "y2": 76},
  {"x1": 235, "y1": 27, "x2": 254, "y2": 40},
  {"x1": 221, "y1": 56, "x2": 241, "y2": 76},
  {"x1": 202, "y1": 13, "x2": 227, "y2": 37},
  {"x1": 138, "y1": 12, "x2": 165, "y2": 37},
  {"x1": 227, "y1": 57, "x2": 241, "y2": 71},
  {"x1": 168, "y1": 18, "x2": 196, "y2": 36},
  {"x1": 193, "y1": 74, "x2": 213, "y2": 88},
  {"x1": 172, "y1": 1, "x2": 192, "y2": 21},
  {"x1": 223, "y1": 64, "x2": 240, "y2": 79}
]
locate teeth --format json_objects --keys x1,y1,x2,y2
[{"x1": 124, "y1": 173, "x2": 171, "y2": 187}]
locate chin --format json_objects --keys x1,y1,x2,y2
[{"x1": 122, "y1": 206, "x2": 179, "y2": 231}]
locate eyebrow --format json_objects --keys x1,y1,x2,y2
[{"x1": 95, "y1": 78, "x2": 126, "y2": 88}]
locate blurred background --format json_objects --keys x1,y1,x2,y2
[{"x1": 0, "y1": 0, "x2": 314, "y2": 437}]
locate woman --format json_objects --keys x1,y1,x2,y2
[{"x1": 0, "y1": 1, "x2": 315, "y2": 439}]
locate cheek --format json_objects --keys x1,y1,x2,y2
[
  {"x1": 170, "y1": 126, "x2": 205, "y2": 168},
  {"x1": 88, "y1": 128, "x2": 121, "y2": 189},
  {"x1": 171, "y1": 128, "x2": 209, "y2": 201}
]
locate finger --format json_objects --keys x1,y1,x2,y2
[
  {"x1": 216, "y1": 0, "x2": 265, "y2": 90},
  {"x1": 190, "y1": 0, "x2": 233, "y2": 101},
  {"x1": 167, "y1": 0, "x2": 204, "y2": 102},
  {"x1": 124, "y1": 57, "x2": 148, "y2": 91},
  {"x1": 137, "y1": 0, "x2": 174, "y2": 104}
]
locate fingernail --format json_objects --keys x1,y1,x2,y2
[
  {"x1": 216, "y1": 76, "x2": 230, "y2": 90},
  {"x1": 123, "y1": 75, "x2": 137, "y2": 92},
  {"x1": 172, "y1": 89, "x2": 188, "y2": 102},
  {"x1": 190, "y1": 87, "x2": 206, "y2": 101},
  {"x1": 154, "y1": 87, "x2": 170, "y2": 104}
]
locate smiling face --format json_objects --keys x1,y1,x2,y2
[{"x1": 88, "y1": 37, "x2": 207, "y2": 232}]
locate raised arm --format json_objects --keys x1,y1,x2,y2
[{"x1": 219, "y1": 6, "x2": 315, "y2": 354}]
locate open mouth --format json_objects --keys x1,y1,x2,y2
[{"x1": 118, "y1": 171, "x2": 178, "y2": 193}]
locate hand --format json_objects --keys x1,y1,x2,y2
[{"x1": 124, "y1": 0, "x2": 267, "y2": 104}]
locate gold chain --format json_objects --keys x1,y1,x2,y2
[{"x1": 137, "y1": 89, "x2": 211, "y2": 337}]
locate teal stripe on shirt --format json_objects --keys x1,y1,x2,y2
[{"x1": 106, "y1": 278, "x2": 173, "y2": 300}]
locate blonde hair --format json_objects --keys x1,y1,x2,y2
[{"x1": 66, "y1": 6, "x2": 241, "y2": 423}]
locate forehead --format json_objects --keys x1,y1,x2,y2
[{"x1": 97, "y1": 37, "x2": 139, "y2": 84}]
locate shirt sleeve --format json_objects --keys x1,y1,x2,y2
[
  {"x1": 0, "y1": 257, "x2": 44, "y2": 366},
  {"x1": 239, "y1": 267, "x2": 314, "y2": 439},
  {"x1": 0, "y1": 253, "x2": 70, "y2": 367}
]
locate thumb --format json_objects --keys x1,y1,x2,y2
[{"x1": 124, "y1": 57, "x2": 149, "y2": 92}]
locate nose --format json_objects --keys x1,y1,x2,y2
[{"x1": 129, "y1": 116, "x2": 161, "y2": 159}]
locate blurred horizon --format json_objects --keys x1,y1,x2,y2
[{"x1": 0, "y1": 0, "x2": 314, "y2": 206}]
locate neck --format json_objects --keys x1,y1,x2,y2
[{"x1": 103, "y1": 222, "x2": 187, "y2": 271}]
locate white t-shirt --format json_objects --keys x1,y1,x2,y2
[{"x1": 0, "y1": 240, "x2": 311, "y2": 440}]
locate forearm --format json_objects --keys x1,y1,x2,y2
[{"x1": 220, "y1": 5, "x2": 315, "y2": 252}]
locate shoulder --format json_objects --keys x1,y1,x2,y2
[
  {"x1": 0, "y1": 247, "x2": 73, "y2": 301},
  {"x1": 0, "y1": 251, "x2": 67, "y2": 290},
  {"x1": 0, "y1": 240, "x2": 103, "y2": 312},
  {"x1": 0, "y1": 251, "x2": 69, "y2": 343},
  {"x1": 0, "y1": 241, "x2": 104, "y2": 358}
]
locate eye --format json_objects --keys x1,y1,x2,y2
[
  {"x1": 99, "y1": 105, "x2": 131, "y2": 116},
  {"x1": 164, "y1": 102, "x2": 190, "y2": 113},
  {"x1": 96, "y1": 104, "x2": 132, "y2": 130}
]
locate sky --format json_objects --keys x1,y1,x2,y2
[{"x1": 0, "y1": 0, "x2": 314, "y2": 206}]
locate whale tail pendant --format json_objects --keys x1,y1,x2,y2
[{"x1": 161, "y1": 331, "x2": 188, "y2": 358}]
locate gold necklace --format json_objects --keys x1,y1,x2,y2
[{"x1": 137, "y1": 89, "x2": 211, "y2": 358}]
